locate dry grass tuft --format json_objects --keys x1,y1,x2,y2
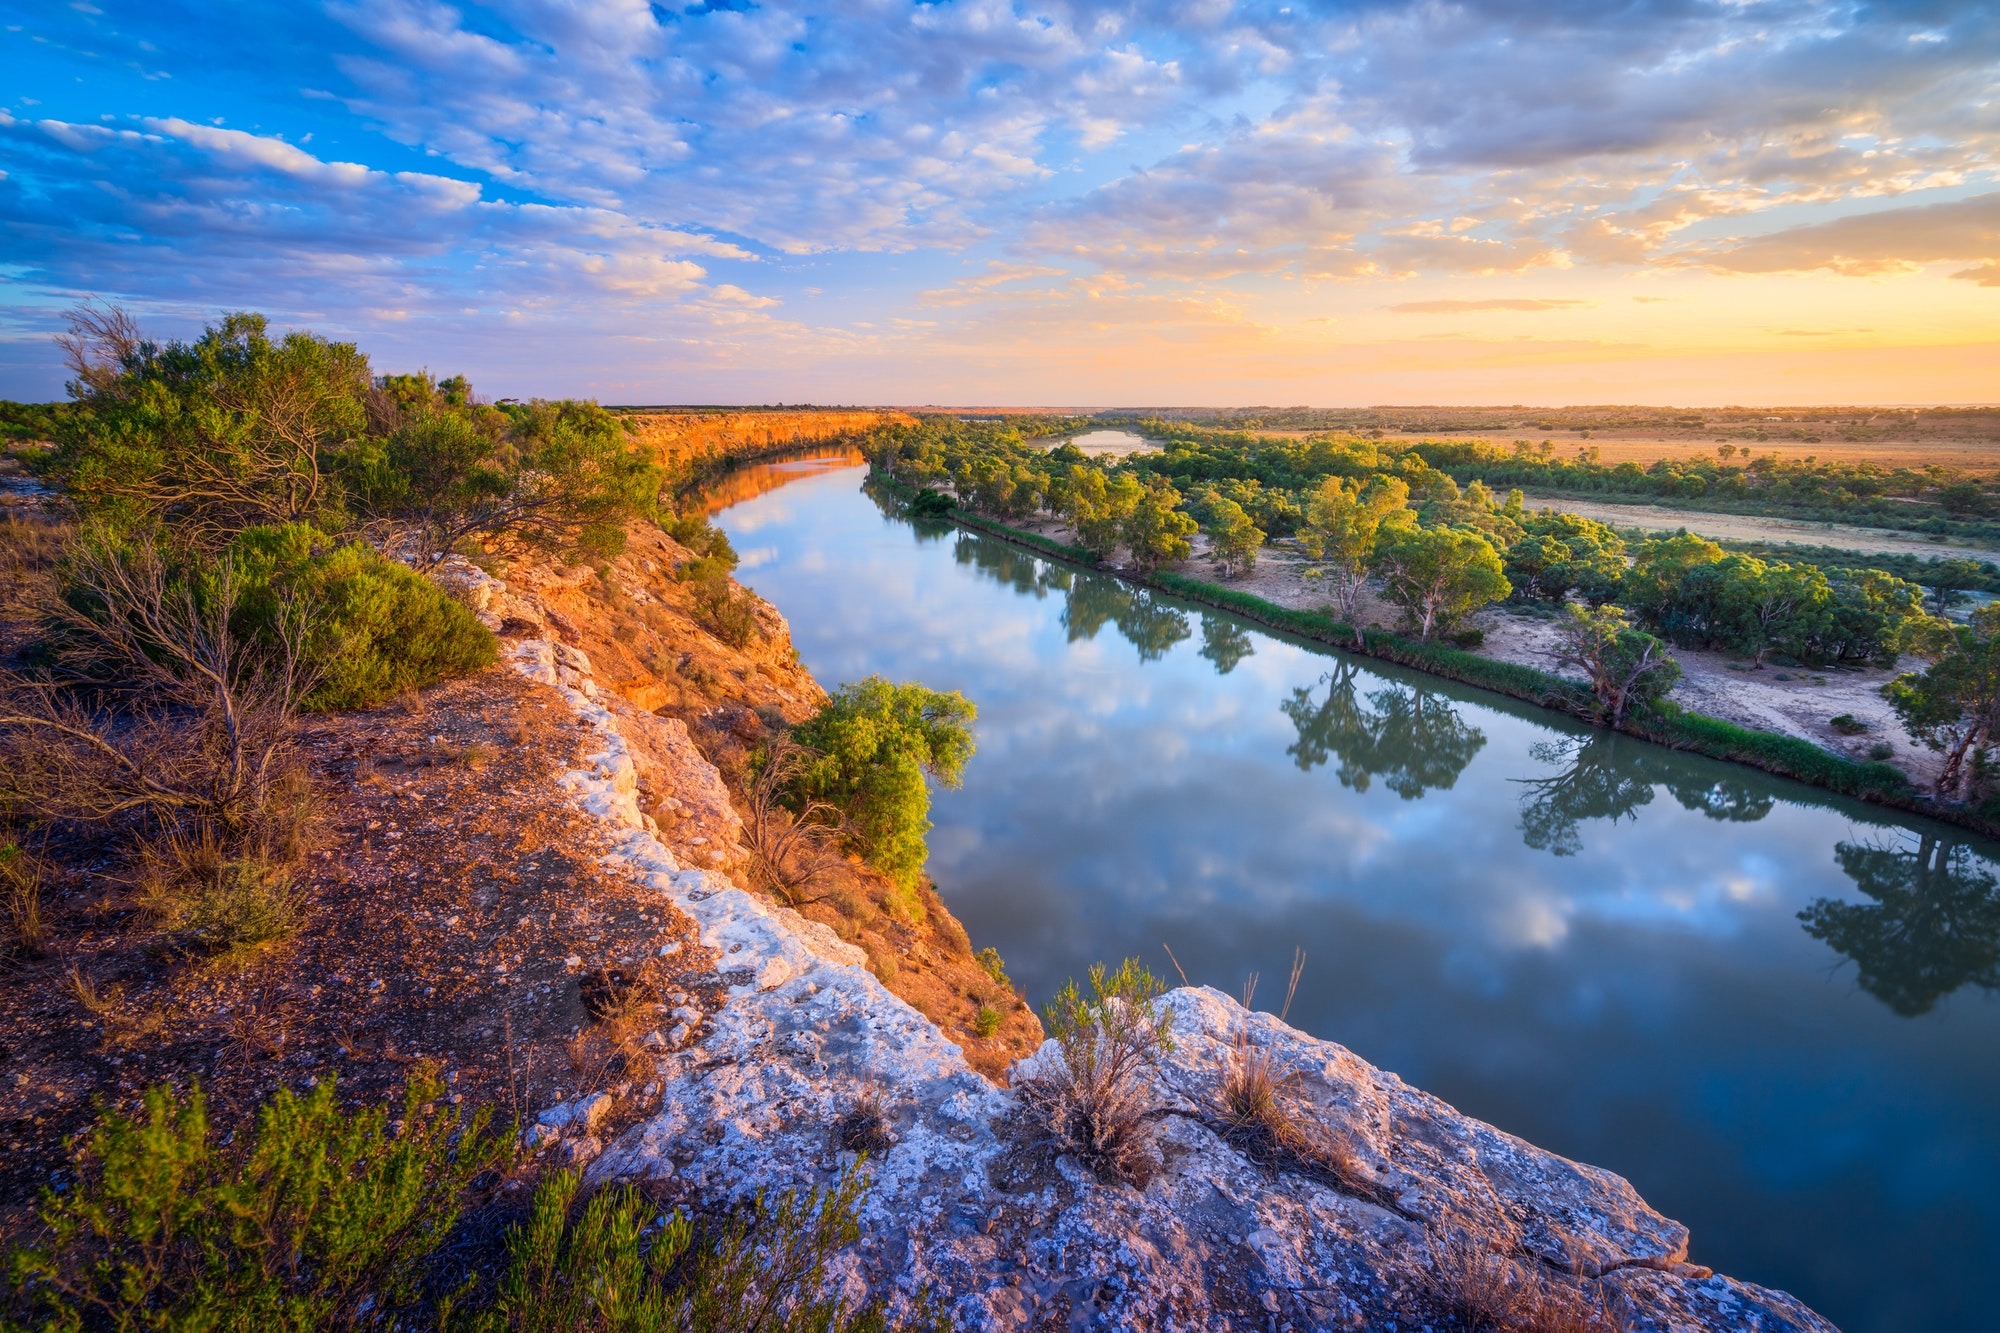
[
  {"x1": 833, "y1": 1084, "x2": 897, "y2": 1156},
  {"x1": 134, "y1": 825, "x2": 301, "y2": 960},
  {"x1": 1, "y1": 838, "x2": 51, "y2": 958},
  {"x1": 1426, "y1": 1226, "x2": 1624, "y2": 1333}
]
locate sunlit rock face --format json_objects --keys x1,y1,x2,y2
[{"x1": 524, "y1": 620, "x2": 1833, "y2": 1332}]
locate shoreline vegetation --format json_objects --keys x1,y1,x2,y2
[{"x1": 861, "y1": 464, "x2": 2000, "y2": 840}]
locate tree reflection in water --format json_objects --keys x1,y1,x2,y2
[
  {"x1": 1514, "y1": 733, "x2": 1778, "y2": 857},
  {"x1": 1199, "y1": 613, "x2": 1256, "y2": 675},
  {"x1": 1802, "y1": 834, "x2": 2000, "y2": 1016},
  {"x1": 1514, "y1": 735, "x2": 1655, "y2": 857},
  {"x1": 1281, "y1": 661, "x2": 1486, "y2": 798},
  {"x1": 952, "y1": 533, "x2": 1058, "y2": 598},
  {"x1": 1059, "y1": 570, "x2": 1191, "y2": 662}
]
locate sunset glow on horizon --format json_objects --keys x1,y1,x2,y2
[{"x1": 3, "y1": 2, "x2": 1997, "y2": 406}]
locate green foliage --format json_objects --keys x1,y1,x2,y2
[
  {"x1": 46, "y1": 311, "x2": 372, "y2": 541},
  {"x1": 1199, "y1": 495, "x2": 1264, "y2": 578},
  {"x1": 974, "y1": 946, "x2": 1011, "y2": 990},
  {"x1": 663, "y1": 512, "x2": 739, "y2": 576},
  {"x1": 1552, "y1": 604, "x2": 1681, "y2": 726},
  {"x1": 1371, "y1": 525, "x2": 1510, "y2": 641},
  {"x1": 1121, "y1": 479, "x2": 1197, "y2": 570},
  {"x1": 339, "y1": 385, "x2": 663, "y2": 563},
  {"x1": 4, "y1": 1071, "x2": 504, "y2": 1331},
  {"x1": 466, "y1": 1166, "x2": 894, "y2": 1333},
  {"x1": 1027, "y1": 959, "x2": 1175, "y2": 1184},
  {"x1": 226, "y1": 523, "x2": 497, "y2": 710},
  {"x1": 790, "y1": 677, "x2": 977, "y2": 903},
  {"x1": 1885, "y1": 604, "x2": 2000, "y2": 800},
  {"x1": 973, "y1": 1006, "x2": 1002, "y2": 1039}
]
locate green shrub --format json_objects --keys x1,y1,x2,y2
[
  {"x1": 1830, "y1": 713, "x2": 1869, "y2": 735},
  {"x1": 464, "y1": 1166, "x2": 896, "y2": 1333},
  {"x1": 687, "y1": 570, "x2": 759, "y2": 649},
  {"x1": 973, "y1": 1006, "x2": 1002, "y2": 1039},
  {"x1": 664, "y1": 512, "x2": 739, "y2": 575},
  {"x1": 3, "y1": 1071, "x2": 504, "y2": 1331},
  {"x1": 227, "y1": 523, "x2": 496, "y2": 710},
  {"x1": 974, "y1": 947, "x2": 1010, "y2": 990}
]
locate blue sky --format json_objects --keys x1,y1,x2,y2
[{"x1": 2, "y1": 1, "x2": 1997, "y2": 404}]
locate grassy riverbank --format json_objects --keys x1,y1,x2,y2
[{"x1": 880, "y1": 473, "x2": 1993, "y2": 836}]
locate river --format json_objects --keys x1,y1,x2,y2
[{"x1": 713, "y1": 455, "x2": 2000, "y2": 1332}]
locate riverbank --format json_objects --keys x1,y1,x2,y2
[
  {"x1": 0, "y1": 480, "x2": 1843, "y2": 1329},
  {"x1": 882, "y1": 472, "x2": 2000, "y2": 841}
]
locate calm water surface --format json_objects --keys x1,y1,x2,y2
[{"x1": 715, "y1": 458, "x2": 2000, "y2": 1332}]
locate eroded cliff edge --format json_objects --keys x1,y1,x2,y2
[{"x1": 454, "y1": 528, "x2": 1837, "y2": 1333}]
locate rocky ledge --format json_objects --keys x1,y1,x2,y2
[{"x1": 461, "y1": 556, "x2": 1833, "y2": 1332}]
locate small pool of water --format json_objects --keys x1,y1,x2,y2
[{"x1": 713, "y1": 459, "x2": 2000, "y2": 1331}]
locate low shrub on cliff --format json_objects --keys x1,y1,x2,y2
[
  {"x1": 2, "y1": 1069, "x2": 505, "y2": 1330},
  {"x1": 1018, "y1": 958, "x2": 1174, "y2": 1185},
  {"x1": 467, "y1": 1166, "x2": 902, "y2": 1333},
  {"x1": 4, "y1": 1078, "x2": 931, "y2": 1333},
  {"x1": 226, "y1": 523, "x2": 497, "y2": 710}
]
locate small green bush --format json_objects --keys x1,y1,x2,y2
[
  {"x1": 688, "y1": 570, "x2": 759, "y2": 649},
  {"x1": 974, "y1": 947, "x2": 1010, "y2": 990},
  {"x1": 973, "y1": 1006, "x2": 1002, "y2": 1039},
  {"x1": 1830, "y1": 713, "x2": 1870, "y2": 735},
  {"x1": 228, "y1": 523, "x2": 497, "y2": 710},
  {"x1": 664, "y1": 512, "x2": 739, "y2": 575},
  {"x1": 464, "y1": 1165, "x2": 895, "y2": 1333},
  {"x1": 3, "y1": 1070, "x2": 504, "y2": 1331}
]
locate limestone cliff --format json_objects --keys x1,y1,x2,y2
[
  {"x1": 464, "y1": 544, "x2": 1838, "y2": 1333},
  {"x1": 619, "y1": 409, "x2": 914, "y2": 482}
]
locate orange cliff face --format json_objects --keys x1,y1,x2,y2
[{"x1": 619, "y1": 409, "x2": 914, "y2": 476}]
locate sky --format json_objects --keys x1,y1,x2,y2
[{"x1": 2, "y1": 1, "x2": 1997, "y2": 406}]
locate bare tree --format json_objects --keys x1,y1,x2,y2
[
  {"x1": 55, "y1": 300, "x2": 149, "y2": 400},
  {"x1": 740, "y1": 737, "x2": 842, "y2": 907},
  {"x1": 0, "y1": 536, "x2": 318, "y2": 839}
]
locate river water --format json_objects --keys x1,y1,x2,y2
[{"x1": 713, "y1": 456, "x2": 2000, "y2": 1331}]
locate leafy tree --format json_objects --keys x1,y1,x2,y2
[
  {"x1": 46, "y1": 308, "x2": 370, "y2": 541},
  {"x1": 1923, "y1": 557, "x2": 1985, "y2": 615},
  {"x1": 1502, "y1": 533, "x2": 1576, "y2": 602},
  {"x1": 1067, "y1": 469, "x2": 1142, "y2": 559},
  {"x1": 1800, "y1": 834, "x2": 2000, "y2": 1016},
  {"x1": 1515, "y1": 511, "x2": 1625, "y2": 603},
  {"x1": 1371, "y1": 525, "x2": 1509, "y2": 641},
  {"x1": 1121, "y1": 478, "x2": 1197, "y2": 570},
  {"x1": 1623, "y1": 533, "x2": 1725, "y2": 630},
  {"x1": 1884, "y1": 603, "x2": 2000, "y2": 800},
  {"x1": 789, "y1": 677, "x2": 977, "y2": 906},
  {"x1": 1202, "y1": 497, "x2": 1264, "y2": 578},
  {"x1": 1812, "y1": 568, "x2": 1933, "y2": 667},
  {"x1": 343, "y1": 395, "x2": 662, "y2": 563},
  {"x1": 1552, "y1": 604, "x2": 1681, "y2": 725},
  {"x1": 1298, "y1": 475, "x2": 1411, "y2": 644},
  {"x1": 1723, "y1": 557, "x2": 1832, "y2": 667}
]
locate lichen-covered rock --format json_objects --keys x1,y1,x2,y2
[{"x1": 514, "y1": 631, "x2": 1837, "y2": 1333}]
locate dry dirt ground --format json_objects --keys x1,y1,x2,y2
[
  {"x1": 1515, "y1": 493, "x2": 2000, "y2": 566},
  {"x1": 0, "y1": 666, "x2": 727, "y2": 1221}
]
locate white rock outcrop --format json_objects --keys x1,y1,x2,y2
[{"x1": 508, "y1": 633, "x2": 1836, "y2": 1332}]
